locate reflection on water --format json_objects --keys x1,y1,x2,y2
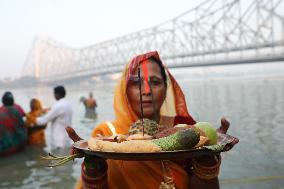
[
  {"x1": 0, "y1": 146, "x2": 76, "y2": 189},
  {"x1": 1, "y1": 64, "x2": 284, "y2": 189}
]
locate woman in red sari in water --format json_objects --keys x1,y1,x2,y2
[
  {"x1": 68, "y1": 51, "x2": 237, "y2": 189},
  {"x1": 0, "y1": 92, "x2": 27, "y2": 156}
]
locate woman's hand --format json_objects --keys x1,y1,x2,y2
[
  {"x1": 65, "y1": 127, "x2": 108, "y2": 188},
  {"x1": 65, "y1": 126, "x2": 84, "y2": 157},
  {"x1": 66, "y1": 126, "x2": 83, "y2": 142},
  {"x1": 217, "y1": 117, "x2": 230, "y2": 134},
  {"x1": 189, "y1": 117, "x2": 239, "y2": 189},
  {"x1": 217, "y1": 117, "x2": 239, "y2": 151}
]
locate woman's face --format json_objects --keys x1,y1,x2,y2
[{"x1": 126, "y1": 60, "x2": 166, "y2": 120}]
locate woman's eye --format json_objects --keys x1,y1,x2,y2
[
  {"x1": 128, "y1": 78, "x2": 163, "y2": 87},
  {"x1": 129, "y1": 80, "x2": 140, "y2": 86},
  {"x1": 150, "y1": 80, "x2": 162, "y2": 86}
]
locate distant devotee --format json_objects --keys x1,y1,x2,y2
[
  {"x1": 0, "y1": 92, "x2": 27, "y2": 156},
  {"x1": 25, "y1": 98, "x2": 48, "y2": 145},
  {"x1": 36, "y1": 86, "x2": 73, "y2": 150},
  {"x1": 80, "y1": 92, "x2": 97, "y2": 119}
]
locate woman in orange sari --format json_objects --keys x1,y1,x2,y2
[
  {"x1": 25, "y1": 98, "x2": 47, "y2": 145},
  {"x1": 71, "y1": 51, "x2": 225, "y2": 189}
]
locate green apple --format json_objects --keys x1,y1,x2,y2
[{"x1": 195, "y1": 122, "x2": 218, "y2": 145}]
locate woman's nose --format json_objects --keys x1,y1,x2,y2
[
  {"x1": 142, "y1": 90, "x2": 151, "y2": 95},
  {"x1": 141, "y1": 82, "x2": 151, "y2": 95}
]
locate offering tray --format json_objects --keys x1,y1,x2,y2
[{"x1": 73, "y1": 140, "x2": 222, "y2": 161}]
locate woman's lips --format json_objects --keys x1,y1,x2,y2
[
  {"x1": 142, "y1": 100, "x2": 152, "y2": 104},
  {"x1": 141, "y1": 100, "x2": 153, "y2": 107}
]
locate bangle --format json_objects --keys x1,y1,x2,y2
[
  {"x1": 192, "y1": 155, "x2": 221, "y2": 180},
  {"x1": 160, "y1": 160, "x2": 175, "y2": 189},
  {"x1": 81, "y1": 163, "x2": 108, "y2": 189}
]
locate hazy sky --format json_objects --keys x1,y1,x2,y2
[{"x1": 0, "y1": 0, "x2": 201, "y2": 79}]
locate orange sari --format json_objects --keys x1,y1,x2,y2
[
  {"x1": 77, "y1": 51, "x2": 196, "y2": 189},
  {"x1": 25, "y1": 99, "x2": 46, "y2": 145}
]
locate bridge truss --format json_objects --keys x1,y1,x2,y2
[{"x1": 22, "y1": 0, "x2": 284, "y2": 82}]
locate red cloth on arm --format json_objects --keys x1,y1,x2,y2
[{"x1": 174, "y1": 115, "x2": 196, "y2": 125}]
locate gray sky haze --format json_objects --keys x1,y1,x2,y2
[
  {"x1": 1, "y1": 0, "x2": 284, "y2": 80},
  {"x1": 0, "y1": 0, "x2": 199, "y2": 79}
]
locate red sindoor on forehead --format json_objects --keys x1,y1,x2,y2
[
  {"x1": 141, "y1": 60, "x2": 150, "y2": 94},
  {"x1": 127, "y1": 51, "x2": 161, "y2": 84}
]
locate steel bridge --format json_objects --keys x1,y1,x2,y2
[{"x1": 22, "y1": 0, "x2": 284, "y2": 83}]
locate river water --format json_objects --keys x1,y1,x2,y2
[{"x1": 1, "y1": 62, "x2": 284, "y2": 189}]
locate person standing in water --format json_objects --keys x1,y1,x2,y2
[
  {"x1": 25, "y1": 98, "x2": 48, "y2": 145},
  {"x1": 36, "y1": 86, "x2": 73, "y2": 150},
  {"x1": 0, "y1": 92, "x2": 27, "y2": 156},
  {"x1": 81, "y1": 92, "x2": 97, "y2": 119}
]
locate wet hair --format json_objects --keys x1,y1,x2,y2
[
  {"x1": 30, "y1": 98, "x2": 37, "y2": 109},
  {"x1": 54, "y1": 86, "x2": 66, "y2": 98},
  {"x1": 2, "y1": 91, "x2": 14, "y2": 106},
  {"x1": 149, "y1": 57, "x2": 167, "y2": 88}
]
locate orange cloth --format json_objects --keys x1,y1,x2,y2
[
  {"x1": 76, "y1": 51, "x2": 195, "y2": 189},
  {"x1": 25, "y1": 99, "x2": 46, "y2": 145},
  {"x1": 27, "y1": 128, "x2": 45, "y2": 145}
]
